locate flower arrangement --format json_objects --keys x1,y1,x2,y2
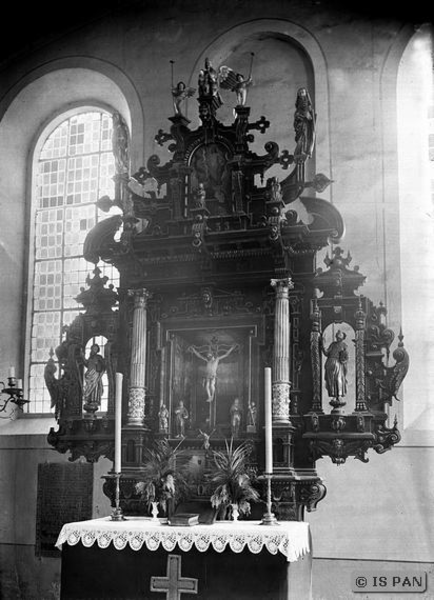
[
  {"x1": 208, "y1": 438, "x2": 260, "y2": 520},
  {"x1": 135, "y1": 438, "x2": 188, "y2": 516}
]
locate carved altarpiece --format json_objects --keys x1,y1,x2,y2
[{"x1": 45, "y1": 63, "x2": 408, "y2": 522}]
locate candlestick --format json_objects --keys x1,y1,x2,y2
[
  {"x1": 110, "y1": 471, "x2": 125, "y2": 521},
  {"x1": 111, "y1": 373, "x2": 125, "y2": 521},
  {"x1": 115, "y1": 372, "x2": 123, "y2": 473},
  {"x1": 264, "y1": 367, "x2": 273, "y2": 474},
  {"x1": 8, "y1": 366, "x2": 15, "y2": 379},
  {"x1": 261, "y1": 367, "x2": 278, "y2": 525},
  {"x1": 260, "y1": 473, "x2": 278, "y2": 525}
]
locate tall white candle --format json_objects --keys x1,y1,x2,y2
[
  {"x1": 115, "y1": 372, "x2": 123, "y2": 473},
  {"x1": 9, "y1": 366, "x2": 15, "y2": 378},
  {"x1": 264, "y1": 367, "x2": 273, "y2": 474}
]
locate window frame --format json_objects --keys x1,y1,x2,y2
[{"x1": 24, "y1": 104, "x2": 119, "y2": 416}]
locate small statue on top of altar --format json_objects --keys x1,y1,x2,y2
[
  {"x1": 218, "y1": 53, "x2": 254, "y2": 107},
  {"x1": 198, "y1": 58, "x2": 223, "y2": 108},
  {"x1": 172, "y1": 81, "x2": 196, "y2": 116}
]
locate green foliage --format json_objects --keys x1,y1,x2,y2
[
  {"x1": 135, "y1": 439, "x2": 189, "y2": 512},
  {"x1": 208, "y1": 438, "x2": 260, "y2": 518}
]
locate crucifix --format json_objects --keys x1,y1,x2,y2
[{"x1": 150, "y1": 554, "x2": 198, "y2": 600}]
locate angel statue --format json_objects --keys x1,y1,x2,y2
[
  {"x1": 198, "y1": 429, "x2": 215, "y2": 450},
  {"x1": 218, "y1": 52, "x2": 254, "y2": 107},
  {"x1": 293, "y1": 87, "x2": 316, "y2": 163},
  {"x1": 172, "y1": 81, "x2": 196, "y2": 116}
]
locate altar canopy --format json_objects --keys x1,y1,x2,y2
[{"x1": 56, "y1": 518, "x2": 312, "y2": 599}]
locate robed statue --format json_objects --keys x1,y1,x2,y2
[
  {"x1": 82, "y1": 343, "x2": 106, "y2": 413},
  {"x1": 174, "y1": 400, "x2": 189, "y2": 438},
  {"x1": 321, "y1": 330, "x2": 348, "y2": 405},
  {"x1": 230, "y1": 397, "x2": 243, "y2": 437},
  {"x1": 293, "y1": 87, "x2": 316, "y2": 163}
]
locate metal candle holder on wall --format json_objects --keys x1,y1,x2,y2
[
  {"x1": 110, "y1": 472, "x2": 126, "y2": 521},
  {"x1": 0, "y1": 376, "x2": 29, "y2": 416}
]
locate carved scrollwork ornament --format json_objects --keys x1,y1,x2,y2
[
  {"x1": 373, "y1": 416, "x2": 401, "y2": 454},
  {"x1": 298, "y1": 481, "x2": 327, "y2": 512}
]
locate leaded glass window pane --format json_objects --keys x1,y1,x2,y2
[{"x1": 28, "y1": 110, "x2": 120, "y2": 414}]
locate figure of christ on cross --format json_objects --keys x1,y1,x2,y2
[
  {"x1": 188, "y1": 343, "x2": 239, "y2": 402},
  {"x1": 150, "y1": 554, "x2": 198, "y2": 600}
]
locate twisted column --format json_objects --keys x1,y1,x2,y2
[
  {"x1": 310, "y1": 297, "x2": 323, "y2": 413},
  {"x1": 354, "y1": 299, "x2": 367, "y2": 411},
  {"x1": 271, "y1": 278, "x2": 294, "y2": 424},
  {"x1": 126, "y1": 288, "x2": 151, "y2": 427}
]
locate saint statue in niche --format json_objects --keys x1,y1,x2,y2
[
  {"x1": 188, "y1": 343, "x2": 239, "y2": 402},
  {"x1": 82, "y1": 343, "x2": 106, "y2": 411},
  {"x1": 321, "y1": 330, "x2": 349, "y2": 405}
]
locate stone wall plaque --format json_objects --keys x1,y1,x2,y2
[{"x1": 35, "y1": 462, "x2": 93, "y2": 557}]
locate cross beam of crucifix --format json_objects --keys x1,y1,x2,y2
[{"x1": 150, "y1": 554, "x2": 198, "y2": 600}]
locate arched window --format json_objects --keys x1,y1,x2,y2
[
  {"x1": 26, "y1": 109, "x2": 121, "y2": 413},
  {"x1": 397, "y1": 24, "x2": 434, "y2": 434}
]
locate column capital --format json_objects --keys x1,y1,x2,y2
[
  {"x1": 128, "y1": 288, "x2": 152, "y2": 308},
  {"x1": 270, "y1": 277, "x2": 294, "y2": 295}
]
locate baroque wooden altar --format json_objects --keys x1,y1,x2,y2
[{"x1": 45, "y1": 58, "x2": 408, "y2": 522}]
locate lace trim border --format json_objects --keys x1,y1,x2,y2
[{"x1": 56, "y1": 528, "x2": 309, "y2": 562}]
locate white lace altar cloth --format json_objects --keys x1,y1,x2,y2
[{"x1": 55, "y1": 517, "x2": 310, "y2": 562}]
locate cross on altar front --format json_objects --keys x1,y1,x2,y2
[{"x1": 150, "y1": 554, "x2": 198, "y2": 599}]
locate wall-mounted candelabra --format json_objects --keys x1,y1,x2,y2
[{"x1": 0, "y1": 368, "x2": 29, "y2": 416}]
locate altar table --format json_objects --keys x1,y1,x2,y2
[{"x1": 56, "y1": 517, "x2": 312, "y2": 599}]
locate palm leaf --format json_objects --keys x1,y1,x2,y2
[
  {"x1": 136, "y1": 439, "x2": 190, "y2": 510},
  {"x1": 207, "y1": 439, "x2": 259, "y2": 516}
]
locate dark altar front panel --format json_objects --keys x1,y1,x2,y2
[{"x1": 60, "y1": 542, "x2": 312, "y2": 600}]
